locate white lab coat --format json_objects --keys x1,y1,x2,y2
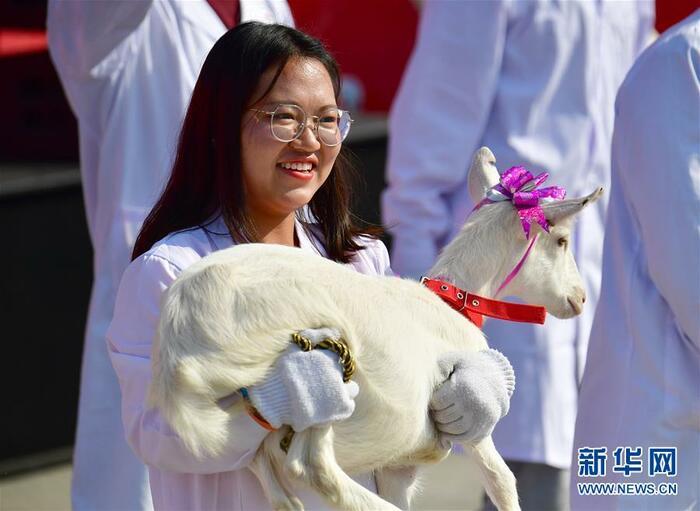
[
  {"x1": 107, "y1": 217, "x2": 389, "y2": 510},
  {"x1": 571, "y1": 11, "x2": 700, "y2": 510},
  {"x1": 46, "y1": 2, "x2": 293, "y2": 508},
  {"x1": 382, "y1": 0, "x2": 653, "y2": 468}
]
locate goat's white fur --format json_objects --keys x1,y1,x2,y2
[{"x1": 148, "y1": 147, "x2": 602, "y2": 510}]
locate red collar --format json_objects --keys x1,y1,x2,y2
[{"x1": 421, "y1": 277, "x2": 546, "y2": 329}]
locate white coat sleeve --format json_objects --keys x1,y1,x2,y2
[
  {"x1": 107, "y1": 254, "x2": 269, "y2": 474},
  {"x1": 268, "y1": 0, "x2": 295, "y2": 27},
  {"x1": 382, "y1": 0, "x2": 509, "y2": 278},
  {"x1": 352, "y1": 237, "x2": 394, "y2": 277},
  {"x1": 375, "y1": 239, "x2": 394, "y2": 277},
  {"x1": 614, "y1": 36, "x2": 700, "y2": 349},
  {"x1": 46, "y1": 0, "x2": 153, "y2": 76}
]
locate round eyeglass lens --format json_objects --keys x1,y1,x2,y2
[
  {"x1": 317, "y1": 109, "x2": 352, "y2": 146},
  {"x1": 338, "y1": 111, "x2": 352, "y2": 141},
  {"x1": 271, "y1": 104, "x2": 304, "y2": 142}
]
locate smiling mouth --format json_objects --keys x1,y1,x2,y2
[{"x1": 278, "y1": 162, "x2": 314, "y2": 173}]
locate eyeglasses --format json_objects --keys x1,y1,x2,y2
[{"x1": 250, "y1": 104, "x2": 353, "y2": 147}]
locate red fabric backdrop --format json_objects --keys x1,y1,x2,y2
[
  {"x1": 288, "y1": 0, "x2": 699, "y2": 114},
  {"x1": 1, "y1": 0, "x2": 698, "y2": 160},
  {"x1": 288, "y1": 0, "x2": 418, "y2": 113}
]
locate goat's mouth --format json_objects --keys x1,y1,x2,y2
[{"x1": 567, "y1": 297, "x2": 583, "y2": 316}]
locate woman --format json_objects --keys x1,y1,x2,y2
[
  {"x1": 107, "y1": 22, "x2": 514, "y2": 509},
  {"x1": 48, "y1": 3, "x2": 293, "y2": 508}
]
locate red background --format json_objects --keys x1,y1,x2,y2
[{"x1": 1, "y1": 0, "x2": 698, "y2": 161}]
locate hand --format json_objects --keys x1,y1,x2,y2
[
  {"x1": 248, "y1": 328, "x2": 359, "y2": 432},
  {"x1": 430, "y1": 349, "x2": 515, "y2": 447}
]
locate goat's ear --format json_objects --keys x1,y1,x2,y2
[
  {"x1": 542, "y1": 187, "x2": 604, "y2": 225},
  {"x1": 468, "y1": 147, "x2": 501, "y2": 203}
]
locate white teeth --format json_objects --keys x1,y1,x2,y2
[{"x1": 280, "y1": 162, "x2": 313, "y2": 172}]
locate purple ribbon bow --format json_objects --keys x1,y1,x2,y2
[{"x1": 482, "y1": 166, "x2": 566, "y2": 239}]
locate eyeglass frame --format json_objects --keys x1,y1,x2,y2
[{"x1": 249, "y1": 103, "x2": 354, "y2": 147}]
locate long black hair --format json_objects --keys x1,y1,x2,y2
[{"x1": 132, "y1": 22, "x2": 380, "y2": 262}]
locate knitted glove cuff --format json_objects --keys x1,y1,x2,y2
[
  {"x1": 477, "y1": 348, "x2": 516, "y2": 398},
  {"x1": 247, "y1": 364, "x2": 294, "y2": 430}
]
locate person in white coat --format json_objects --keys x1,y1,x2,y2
[
  {"x1": 382, "y1": 1, "x2": 653, "y2": 509},
  {"x1": 46, "y1": 2, "x2": 293, "y2": 509},
  {"x1": 108, "y1": 22, "x2": 516, "y2": 510},
  {"x1": 571, "y1": 10, "x2": 700, "y2": 510}
]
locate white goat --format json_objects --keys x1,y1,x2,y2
[{"x1": 149, "y1": 147, "x2": 602, "y2": 511}]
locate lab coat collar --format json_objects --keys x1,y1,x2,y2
[{"x1": 202, "y1": 214, "x2": 327, "y2": 257}]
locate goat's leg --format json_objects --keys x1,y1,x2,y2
[
  {"x1": 375, "y1": 466, "x2": 420, "y2": 510},
  {"x1": 286, "y1": 425, "x2": 402, "y2": 511},
  {"x1": 468, "y1": 436, "x2": 520, "y2": 511},
  {"x1": 250, "y1": 429, "x2": 304, "y2": 511}
]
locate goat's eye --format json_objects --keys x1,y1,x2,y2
[{"x1": 558, "y1": 237, "x2": 569, "y2": 249}]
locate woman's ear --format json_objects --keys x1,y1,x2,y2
[{"x1": 468, "y1": 146, "x2": 501, "y2": 204}]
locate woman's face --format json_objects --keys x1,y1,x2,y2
[{"x1": 241, "y1": 57, "x2": 341, "y2": 221}]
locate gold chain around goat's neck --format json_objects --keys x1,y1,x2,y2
[{"x1": 290, "y1": 332, "x2": 356, "y2": 383}]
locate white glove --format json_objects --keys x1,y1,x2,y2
[
  {"x1": 248, "y1": 328, "x2": 359, "y2": 432},
  {"x1": 430, "y1": 349, "x2": 515, "y2": 447}
]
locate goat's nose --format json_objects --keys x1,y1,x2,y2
[{"x1": 567, "y1": 289, "x2": 586, "y2": 316}]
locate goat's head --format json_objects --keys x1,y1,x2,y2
[{"x1": 467, "y1": 147, "x2": 603, "y2": 319}]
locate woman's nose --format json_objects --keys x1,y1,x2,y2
[{"x1": 291, "y1": 124, "x2": 321, "y2": 151}]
